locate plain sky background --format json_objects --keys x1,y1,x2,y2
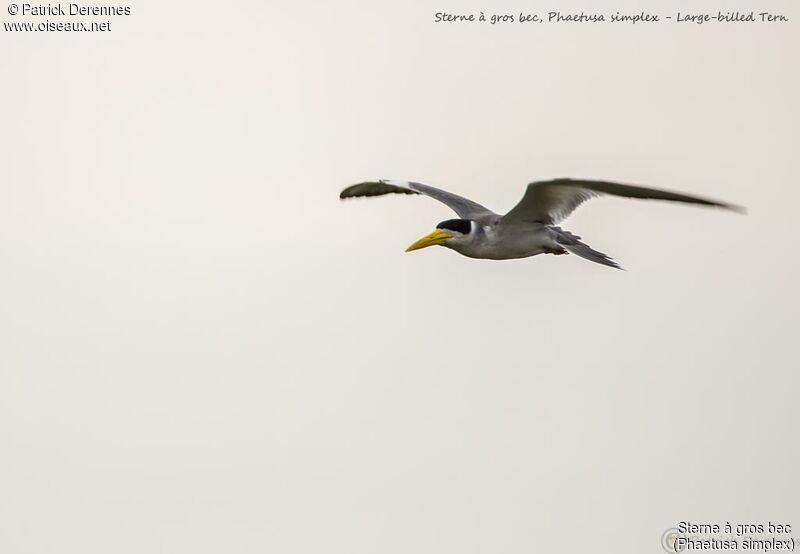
[{"x1": 1, "y1": 1, "x2": 798, "y2": 552}]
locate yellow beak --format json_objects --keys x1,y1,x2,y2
[{"x1": 405, "y1": 229, "x2": 454, "y2": 252}]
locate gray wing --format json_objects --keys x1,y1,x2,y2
[
  {"x1": 502, "y1": 178, "x2": 744, "y2": 225},
  {"x1": 340, "y1": 179, "x2": 495, "y2": 219}
]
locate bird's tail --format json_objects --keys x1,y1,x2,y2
[{"x1": 551, "y1": 228, "x2": 623, "y2": 270}]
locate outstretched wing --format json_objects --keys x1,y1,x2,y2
[
  {"x1": 502, "y1": 178, "x2": 744, "y2": 225},
  {"x1": 340, "y1": 179, "x2": 495, "y2": 219}
]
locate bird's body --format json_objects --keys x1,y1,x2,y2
[
  {"x1": 340, "y1": 178, "x2": 743, "y2": 269},
  {"x1": 445, "y1": 220, "x2": 555, "y2": 260}
]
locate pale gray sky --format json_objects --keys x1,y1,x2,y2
[{"x1": 1, "y1": 1, "x2": 798, "y2": 553}]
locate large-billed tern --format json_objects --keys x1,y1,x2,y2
[{"x1": 340, "y1": 178, "x2": 743, "y2": 269}]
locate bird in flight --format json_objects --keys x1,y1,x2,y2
[{"x1": 339, "y1": 178, "x2": 743, "y2": 269}]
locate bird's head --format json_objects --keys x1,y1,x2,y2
[{"x1": 405, "y1": 219, "x2": 475, "y2": 252}]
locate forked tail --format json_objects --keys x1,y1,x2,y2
[{"x1": 551, "y1": 227, "x2": 622, "y2": 270}]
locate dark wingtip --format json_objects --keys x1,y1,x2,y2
[
  {"x1": 339, "y1": 181, "x2": 420, "y2": 200},
  {"x1": 340, "y1": 183, "x2": 370, "y2": 200},
  {"x1": 339, "y1": 183, "x2": 361, "y2": 199},
  {"x1": 705, "y1": 199, "x2": 746, "y2": 215},
  {"x1": 725, "y1": 203, "x2": 748, "y2": 215}
]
